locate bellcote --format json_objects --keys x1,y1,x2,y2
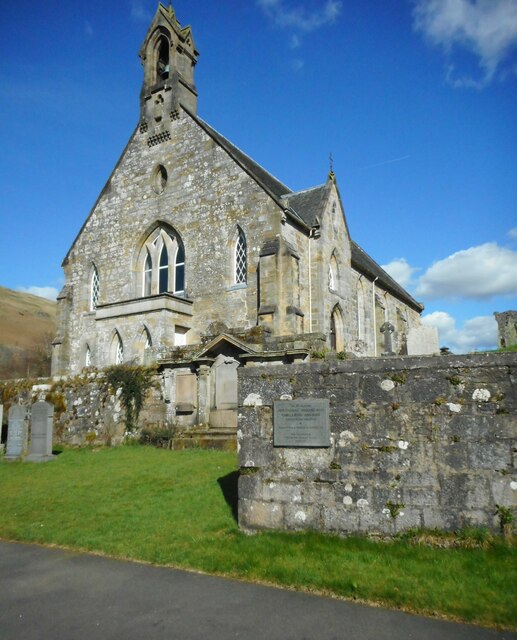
[{"x1": 138, "y1": 3, "x2": 199, "y2": 129}]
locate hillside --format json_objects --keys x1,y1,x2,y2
[{"x1": 0, "y1": 286, "x2": 57, "y2": 380}]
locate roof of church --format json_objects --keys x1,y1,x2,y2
[
  {"x1": 351, "y1": 241, "x2": 423, "y2": 312},
  {"x1": 187, "y1": 108, "x2": 423, "y2": 312},
  {"x1": 282, "y1": 184, "x2": 328, "y2": 227},
  {"x1": 185, "y1": 109, "x2": 292, "y2": 199}
]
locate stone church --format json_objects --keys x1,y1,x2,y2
[{"x1": 52, "y1": 3, "x2": 437, "y2": 429}]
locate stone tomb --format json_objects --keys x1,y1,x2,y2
[
  {"x1": 5, "y1": 405, "x2": 29, "y2": 460},
  {"x1": 25, "y1": 401, "x2": 55, "y2": 462}
]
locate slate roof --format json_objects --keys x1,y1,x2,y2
[
  {"x1": 187, "y1": 108, "x2": 423, "y2": 312},
  {"x1": 281, "y1": 184, "x2": 328, "y2": 227},
  {"x1": 351, "y1": 241, "x2": 423, "y2": 312}
]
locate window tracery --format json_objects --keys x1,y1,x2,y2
[
  {"x1": 90, "y1": 265, "x2": 100, "y2": 310},
  {"x1": 234, "y1": 228, "x2": 247, "y2": 284},
  {"x1": 138, "y1": 227, "x2": 185, "y2": 297}
]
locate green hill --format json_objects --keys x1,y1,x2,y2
[{"x1": 0, "y1": 286, "x2": 57, "y2": 380}]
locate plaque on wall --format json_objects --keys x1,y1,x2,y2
[{"x1": 273, "y1": 399, "x2": 330, "y2": 447}]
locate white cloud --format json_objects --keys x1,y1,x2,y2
[
  {"x1": 508, "y1": 227, "x2": 517, "y2": 241},
  {"x1": 415, "y1": 242, "x2": 517, "y2": 299},
  {"x1": 381, "y1": 258, "x2": 419, "y2": 288},
  {"x1": 291, "y1": 58, "x2": 305, "y2": 71},
  {"x1": 422, "y1": 311, "x2": 497, "y2": 352},
  {"x1": 413, "y1": 0, "x2": 517, "y2": 87},
  {"x1": 130, "y1": 1, "x2": 152, "y2": 23},
  {"x1": 257, "y1": 0, "x2": 342, "y2": 33},
  {"x1": 17, "y1": 286, "x2": 59, "y2": 301}
]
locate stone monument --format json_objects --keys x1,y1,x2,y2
[
  {"x1": 5, "y1": 405, "x2": 29, "y2": 460},
  {"x1": 25, "y1": 401, "x2": 55, "y2": 462}
]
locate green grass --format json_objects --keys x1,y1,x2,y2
[{"x1": 1, "y1": 447, "x2": 515, "y2": 629}]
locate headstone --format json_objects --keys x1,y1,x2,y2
[
  {"x1": 407, "y1": 326, "x2": 439, "y2": 356},
  {"x1": 5, "y1": 405, "x2": 29, "y2": 460},
  {"x1": 25, "y1": 401, "x2": 55, "y2": 462},
  {"x1": 274, "y1": 399, "x2": 330, "y2": 447},
  {"x1": 380, "y1": 322, "x2": 395, "y2": 356}
]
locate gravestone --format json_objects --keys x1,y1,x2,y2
[
  {"x1": 5, "y1": 405, "x2": 29, "y2": 460},
  {"x1": 25, "y1": 401, "x2": 55, "y2": 462}
]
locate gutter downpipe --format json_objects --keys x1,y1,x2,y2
[
  {"x1": 308, "y1": 228, "x2": 315, "y2": 332},
  {"x1": 372, "y1": 276, "x2": 379, "y2": 357}
]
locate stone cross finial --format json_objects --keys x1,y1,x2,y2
[{"x1": 380, "y1": 322, "x2": 395, "y2": 356}]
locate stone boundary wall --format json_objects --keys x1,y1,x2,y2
[
  {"x1": 238, "y1": 353, "x2": 517, "y2": 535},
  {"x1": 0, "y1": 373, "x2": 166, "y2": 446}
]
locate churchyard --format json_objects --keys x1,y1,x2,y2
[{"x1": 0, "y1": 445, "x2": 515, "y2": 630}]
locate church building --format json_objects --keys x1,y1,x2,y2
[{"x1": 52, "y1": 3, "x2": 437, "y2": 429}]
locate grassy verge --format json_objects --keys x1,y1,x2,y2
[{"x1": 1, "y1": 447, "x2": 515, "y2": 629}]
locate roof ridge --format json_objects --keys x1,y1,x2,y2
[
  {"x1": 285, "y1": 183, "x2": 327, "y2": 198},
  {"x1": 189, "y1": 110, "x2": 292, "y2": 196}
]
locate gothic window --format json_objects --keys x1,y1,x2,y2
[
  {"x1": 90, "y1": 265, "x2": 99, "y2": 310},
  {"x1": 115, "y1": 332, "x2": 124, "y2": 365},
  {"x1": 138, "y1": 227, "x2": 185, "y2": 297},
  {"x1": 85, "y1": 345, "x2": 92, "y2": 368},
  {"x1": 328, "y1": 253, "x2": 338, "y2": 291},
  {"x1": 144, "y1": 328, "x2": 152, "y2": 350},
  {"x1": 328, "y1": 264, "x2": 335, "y2": 290},
  {"x1": 234, "y1": 228, "x2": 247, "y2": 284},
  {"x1": 330, "y1": 305, "x2": 344, "y2": 352}
]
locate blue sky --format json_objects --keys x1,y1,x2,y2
[{"x1": 0, "y1": 0, "x2": 516, "y2": 352}]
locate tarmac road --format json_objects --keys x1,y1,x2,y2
[{"x1": 0, "y1": 540, "x2": 515, "y2": 640}]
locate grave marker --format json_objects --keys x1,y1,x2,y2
[
  {"x1": 26, "y1": 401, "x2": 55, "y2": 462},
  {"x1": 5, "y1": 405, "x2": 29, "y2": 460}
]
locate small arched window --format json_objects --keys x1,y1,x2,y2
[
  {"x1": 90, "y1": 265, "x2": 100, "y2": 310},
  {"x1": 328, "y1": 264, "x2": 335, "y2": 290},
  {"x1": 85, "y1": 345, "x2": 92, "y2": 368},
  {"x1": 115, "y1": 332, "x2": 124, "y2": 365},
  {"x1": 330, "y1": 305, "x2": 344, "y2": 352},
  {"x1": 234, "y1": 229, "x2": 247, "y2": 284},
  {"x1": 329, "y1": 253, "x2": 338, "y2": 291},
  {"x1": 144, "y1": 328, "x2": 152, "y2": 350}
]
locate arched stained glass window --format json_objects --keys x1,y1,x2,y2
[
  {"x1": 90, "y1": 266, "x2": 100, "y2": 310},
  {"x1": 235, "y1": 229, "x2": 247, "y2": 284},
  {"x1": 159, "y1": 244, "x2": 169, "y2": 294}
]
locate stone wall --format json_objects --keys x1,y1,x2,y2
[
  {"x1": 495, "y1": 311, "x2": 517, "y2": 349},
  {"x1": 238, "y1": 353, "x2": 517, "y2": 535},
  {"x1": 0, "y1": 373, "x2": 166, "y2": 446}
]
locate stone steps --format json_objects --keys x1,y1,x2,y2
[{"x1": 172, "y1": 427, "x2": 237, "y2": 451}]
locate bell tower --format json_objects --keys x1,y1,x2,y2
[{"x1": 138, "y1": 3, "x2": 199, "y2": 133}]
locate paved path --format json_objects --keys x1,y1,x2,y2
[{"x1": 0, "y1": 541, "x2": 514, "y2": 640}]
